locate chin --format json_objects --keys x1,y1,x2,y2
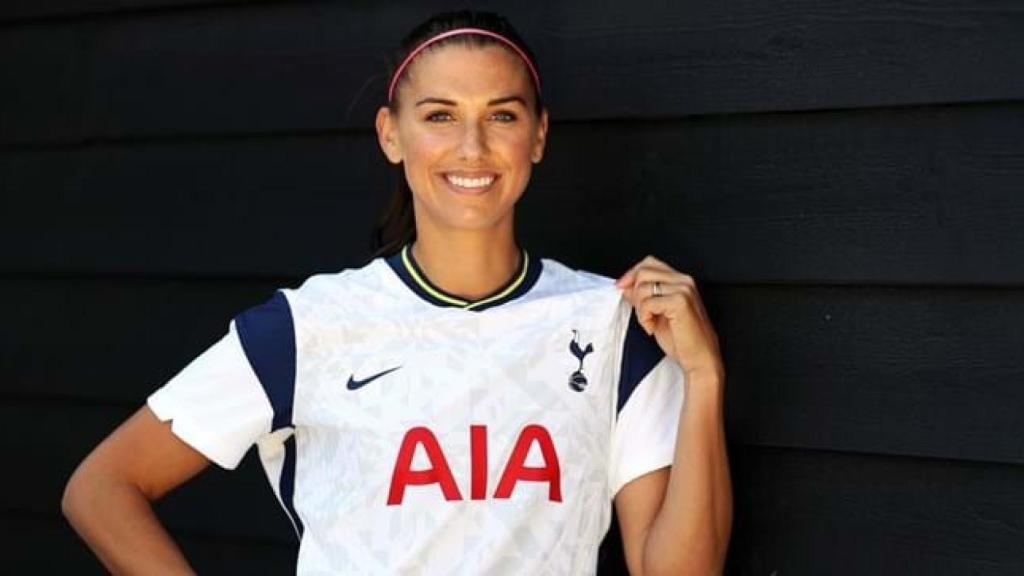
[
  {"x1": 412, "y1": 192, "x2": 520, "y2": 232},
  {"x1": 436, "y1": 209, "x2": 514, "y2": 232}
]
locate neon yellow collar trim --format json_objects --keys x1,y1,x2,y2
[{"x1": 400, "y1": 244, "x2": 530, "y2": 311}]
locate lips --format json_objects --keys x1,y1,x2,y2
[{"x1": 442, "y1": 172, "x2": 499, "y2": 195}]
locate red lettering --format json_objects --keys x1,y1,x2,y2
[
  {"x1": 494, "y1": 424, "x2": 563, "y2": 502},
  {"x1": 387, "y1": 427, "x2": 462, "y2": 506},
  {"x1": 387, "y1": 424, "x2": 562, "y2": 505},
  {"x1": 470, "y1": 424, "x2": 487, "y2": 500}
]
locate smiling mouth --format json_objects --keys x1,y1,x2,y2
[{"x1": 444, "y1": 173, "x2": 497, "y2": 191}]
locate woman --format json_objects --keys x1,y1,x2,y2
[{"x1": 63, "y1": 10, "x2": 732, "y2": 575}]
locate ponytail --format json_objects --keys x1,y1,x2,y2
[{"x1": 371, "y1": 167, "x2": 416, "y2": 258}]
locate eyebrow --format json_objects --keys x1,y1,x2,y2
[
  {"x1": 488, "y1": 95, "x2": 528, "y2": 107},
  {"x1": 414, "y1": 95, "x2": 528, "y2": 107}
]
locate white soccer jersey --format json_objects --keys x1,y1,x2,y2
[{"x1": 147, "y1": 243, "x2": 686, "y2": 575}]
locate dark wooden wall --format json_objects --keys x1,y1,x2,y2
[{"x1": 2, "y1": 1, "x2": 1022, "y2": 574}]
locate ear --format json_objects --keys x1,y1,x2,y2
[
  {"x1": 531, "y1": 108, "x2": 549, "y2": 164},
  {"x1": 375, "y1": 106, "x2": 403, "y2": 164}
]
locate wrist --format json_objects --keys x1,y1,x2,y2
[
  {"x1": 684, "y1": 361, "x2": 725, "y2": 387},
  {"x1": 683, "y1": 367, "x2": 725, "y2": 409}
]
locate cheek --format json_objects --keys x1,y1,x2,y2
[
  {"x1": 494, "y1": 130, "x2": 537, "y2": 162},
  {"x1": 401, "y1": 129, "x2": 450, "y2": 168}
]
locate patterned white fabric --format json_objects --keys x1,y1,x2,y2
[{"x1": 148, "y1": 250, "x2": 685, "y2": 575}]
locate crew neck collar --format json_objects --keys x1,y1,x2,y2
[{"x1": 384, "y1": 242, "x2": 542, "y2": 312}]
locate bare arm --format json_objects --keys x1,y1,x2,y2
[
  {"x1": 614, "y1": 256, "x2": 734, "y2": 575},
  {"x1": 615, "y1": 368, "x2": 732, "y2": 576},
  {"x1": 62, "y1": 405, "x2": 211, "y2": 575}
]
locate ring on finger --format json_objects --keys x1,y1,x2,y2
[{"x1": 652, "y1": 280, "x2": 663, "y2": 297}]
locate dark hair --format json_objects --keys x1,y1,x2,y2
[{"x1": 370, "y1": 10, "x2": 543, "y2": 259}]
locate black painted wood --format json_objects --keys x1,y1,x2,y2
[
  {"x1": 2, "y1": 1, "x2": 1022, "y2": 573},
  {"x1": 0, "y1": 401, "x2": 295, "y2": 542},
  {"x1": 1, "y1": 511, "x2": 108, "y2": 575},
  {"x1": 0, "y1": 25, "x2": 95, "y2": 143},
  {"x1": 4, "y1": 103, "x2": 1022, "y2": 283},
  {"x1": 3, "y1": 1, "x2": 1024, "y2": 144},
  {"x1": 713, "y1": 284, "x2": 1024, "y2": 467},
  {"x1": 1, "y1": 510, "x2": 296, "y2": 575},
  {"x1": 525, "y1": 103, "x2": 1024, "y2": 286},
  {"x1": 0, "y1": 1, "x2": 255, "y2": 24},
  {"x1": 725, "y1": 445, "x2": 1024, "y2": 575},
  {"x1": 1, "y1": 277, "x2": 282, "y2": 403},
  {"x1": 173, "y1": 532, "x2": 297, "y2": 575},
  {"x1": 0, "y1": 134, "x2": 388, "y2": 276}
]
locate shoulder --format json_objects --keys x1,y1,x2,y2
[
  {"x1": 280, "y1": 256, "x2": 392, "y2": 310},
  {"x1": 233, "y1": 256, "x2": 395, "y2": 336}
]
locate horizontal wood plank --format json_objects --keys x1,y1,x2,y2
[
  {"x1": 0, "y1": 1, "x2": 252, "y2": 24},
  {"x1": 1, "y1": 277, "x2": 281, "y2": 405},
  {"x1": 2, "y1": 1, "x2": 1023, "y2": 143},
  {"x1": 2, "y1": 401, "x2": 297, "y2": 542},
  {"x1": 3, "y1": 279, "x2": 1022, "y2": 465},
  {"x1": 710, "y1": 284, "x2": 1024, "y2": 466},
  {"x1": 3, "y1": 103, "x2": 1023, "y2": 283},
  {"x1": 726, "y1": 445, "x2": 1024, "y2": 575},
  {"x1": 0, "y1": 134, "x2": 387, "y2": 277},
  {"x1": 0, "y1": 509, "x2": 296, "y2": 574},
  {"x1": 0, "y1": 510, "x2": 105, "y2": 575}
]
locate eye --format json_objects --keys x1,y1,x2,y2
[
  {"x1": 490, "y1": 110, "x2": 517, "y2": 123},
  {"x1": 425, "y1": 110, "x2": 454, "y2": 123}
]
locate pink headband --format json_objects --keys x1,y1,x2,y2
[{"x1": 387, "y1": 27, "x2": 542, "y2": 103}]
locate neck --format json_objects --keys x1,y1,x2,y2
[{"x1": 410, "y1": 224, "x2": 521, "y2": 302}]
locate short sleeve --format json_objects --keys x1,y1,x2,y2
[
  {"x1": 608, "y1": 309, "x2": 686, "y2": 497},
  {"x1": 147, "y1": 291, "x2": 297, "y2": 470}
]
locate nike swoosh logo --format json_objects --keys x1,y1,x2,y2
[{"x1": 346, "y1": 365, "x2": 402, "y2": 390}]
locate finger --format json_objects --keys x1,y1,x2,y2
[
  {"x1": 623, "y1": 274, "x2": 691, "y2": 312},
  {"x1": 615, "y1": 262, "x2": 641, "y2": 288},
  {"x1": 642, "y1": 280, "x2": 711, "y2": 327},
  {"x1": 632, "y1": 280, "x2": 690, "y2": 305},
  {"x1": 637, "y1": 294, "x2": 723, "y2": 370},
  {"x1": 636, "y1": 285, "x2": 702, "y2": 331},
  {"x1": 638, "y1": 254, "x2": 674, "y2": 272},
  {"x1": 655, "y1": 291, "x2": 720, "y2": 356},
  {"x1": 635, "y1": 291, "x2": 688, "y2": 335},
  {"x1": 621, "y1": 259, "x2": 695, "y2": 285},
  {"x1": 632, "y1": 268, "x2": 696, "y2": 289},
  {"x1": 618, "y1": 269, "x2": 689, "y2": 297}
]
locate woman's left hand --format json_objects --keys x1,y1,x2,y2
[{"x1": 616, "y1": 255, "x2": 724, "y2": 379}]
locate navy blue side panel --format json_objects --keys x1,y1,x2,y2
[
  {"x1": 281, "y1": 434, "x2": 304, "y2": 539},
  {"x1": 617, "y1": 310, "x2": 666, "y2": 414},
  {"x1": 234, "y1": 290, "x2": 296, "y2": 432}
]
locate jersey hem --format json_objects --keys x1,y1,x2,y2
[{"x1": 147, "y1": 393, "x2": 246, "y2": 470}]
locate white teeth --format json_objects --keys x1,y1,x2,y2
[{"x1": 446, "y1": 174, "x2": 495, "y2": 189}]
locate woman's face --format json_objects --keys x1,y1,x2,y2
[{"x1": 376, "y1": 43, "x2": 548, "y2": 234}]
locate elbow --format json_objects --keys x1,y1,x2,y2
[
  {"x1": 642, "y1": 556, "x2": 725, "y2": 576},
  {"x1": 641, "y1": 537, "x2": 728, "y2": 576},
  {"x1": 62, "y1": 457, "x2": 109, "y2": 530},
  {"x1": 61, "y1": 463, "x2": 89, "y2": 527}
]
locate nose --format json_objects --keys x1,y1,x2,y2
[{"x1": 458, "y1": 118, "x2": 488, "y2": 161}]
